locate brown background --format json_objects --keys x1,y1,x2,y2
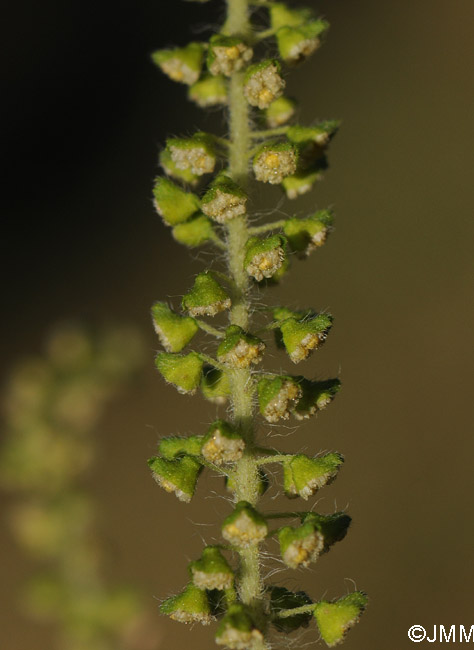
[{"x1": 1, "y1": 0, "x2": 474, "y2": 649}]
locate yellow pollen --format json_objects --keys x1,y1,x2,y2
[
  {"x1": 225, "y1": 46, "x2": 240, "y2": 60},
  {"x1": 259, "y1": 89, "x2": 273, "y2": 103},
  {"x1": 264, "y1": 153, "x2": 280, "y2": 168},
  {"x1": 259, "y1": 258, "x2": 273, "y2": 271}
]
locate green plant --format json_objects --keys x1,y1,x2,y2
[
  {"x1": 0, "y1": 325, "x2": 150, "y2": 650},
  {"x1": 150, "y1": 1, "x2": 367, "y2": 648}
]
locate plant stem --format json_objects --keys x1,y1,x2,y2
[
  {"x1": 275, "y1": 604, "x2": 317, "y2": 619},
  {"x1": 224, "y1": 0, "x2": 268, "y2": 641},
  {"x1": 248, "y1": 220, "x2": 286, "y2": 235}
]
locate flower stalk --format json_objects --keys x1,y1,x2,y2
[{"x1": 150, "y1": 0, "x2": 367, "y2": 647}]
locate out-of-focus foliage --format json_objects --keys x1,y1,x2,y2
[{"x1": 1, "y1": 324, "x2": 157, "y2": 650}]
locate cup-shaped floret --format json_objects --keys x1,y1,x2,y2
[
  {"x1": 269, "y1": 3, "x2": 314, "y2": 30},
  {"x1": 160, "y1": 582, "x2": 214, "y2": 624},
  {"x1": 313, "y1": 592, "x2": 368, "y2": 647},
  {"x1": 282, "y1": 165, "x2": 324, "y2": 199},
  {"x1": 189, "y1": 74, "x2": 228, "y2": 107},
  {"x1": 217, "y1": 326, "x2": 265, "y2": 369},
  {"x1": 278, "y1": 521, "x2": 324, "y2": 569},
  {"x1": 257, "y1": 375, "x2": 302, "y2": 422},
  {"x1": 155, "y1": 351, "x2": 203, "y2": 394},
  {"x1": 151, "y1": 42, "x2": 204, "y2": 85},
  {"x1": 151, "y1": 302, "x2": 198, "y2": 353},
  {"x1": 201, "y1": 175, "x2": 247, "y2": 223},
  {"x1": 283, "y1": 210, "x2": 334, "y2": 256},
  {"x1": 269, "y1": 586, "x2": 313, "y2": 633},
  {"x1": 279, "y1": 313, "x2": 333, "y2": 363},
  {"x1": 160, "y1": 149, "x2": 200, "y2": 186},
  {"x1": 201, "y1": 420, "x2": 245, "y2": 464},
  {"x1": 244, "y1": 235, "x2": 287, "y2": 282},
  {"x1": 200, "y1": 365, "x2": 231, "y2": 404},
  {"x1": 292, "y1": 378, "x2": 341, "y2": 420},
  {"x1": 264, "y1": 96, "x2": 297, "y2": 128},
  {"x1": 283, "y1": 453, "x2": 344, "y2": 500},
  {"x1": 189, "y1": 546, "x2": 234, "y2": 591},
  {"x1": 182, "y1": 272, "x2": 231, "y2": 317},
  {"x1": 279, "y1": 512, "x2": 351, "y2": 568},
  {"x1": 160, "y1": 149, "x2": 199, "y2": 187},
  {"x1": 158, "y1": 435, "x2": 203, "y2": 460},
  {"x1": 172, "y1": 214, "x2": 216, "y2": 248},
  {"x1": 222, "y1": 501, "x2": 268, "y2": 548},
  {"x1": 166, "y1": 133, "x2": 216, "y2": 176},
  {"x1": 207, "y1": 35, "x2": 253, "y2": 77},
  {"x1": 148, "y1": 455, "x2": 202, "y2": 503},
  {"x1": 244, "y1": 60, "x2": 285, "y2": 109},
  {"x1": 253, "y1": 141, "x2": 298, "y2": 184},
  {"x1": 153, "y1": 178, "x2": 200, "y2": 226},
  {"x1": 276, "y1": 20, "x2": 329, "y2": 65},
  {"x1": 216, "y1": 604, "x2": 263, "y2": 649},
  {"x1": 287, "y1": 121, "x2": 340, "y2": 148}
]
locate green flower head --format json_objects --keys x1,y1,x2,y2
[
  {"x1": 313, "y1": 592, "x2": 368, "y2": 647},
  {"x1": 148, "y1": 455, "x2": 202, "y2": 503},
  {"x1": 151, "y1": 302, "x2": 198, "y2": 353},
  {"x1": 160, "y1": 582, "x2": 214, "y2": 624}
]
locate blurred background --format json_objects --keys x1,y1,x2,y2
[{"x1": 1, "y1": 0, "x2": 474, "y2": 649}]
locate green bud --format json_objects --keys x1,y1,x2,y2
[
  {"x1": 201, "y1": 175, "x2": 247, "y2": 223},
  {"x1": 207, "y1": 35, "x2": 253, "y2": 77},
  {"x1": 153, "y1": 177, "x2": 200, "y2": 226},
  {"x1": 313, "y1": 592, "x2": 368, "y2": 647},
  {"x1": 160, "y1": 148, "x2": 200, "y2": 186},
  {"x1": 182, "y1": 272, "x2": 231, "y2": 317},
  {"x1": 222, "y1": 501, "x2": 268, "y2": 547},
  {"x1": 148, "y1": 455, "x2": 202, "y2": 503},
  {"x1": 166, "y1": 133, "x2": 217, "y2": 176},
  {"x1": 270, "y1": 3, "x2": 313, "y2": 30},
  {"x1": 190, "y1": 546, "x2": 234, "y2": 591},
  {"x1": 276, "y1": 21, "x2": 329, "y2": 65},
  {"x1": 244, "y1": 235, "x2": 287, "y2": 282},
  {"x1": 151, "y1": 42, "x2": 204, "y2": 85},
  {"x1": 292, "y1": 378, "x2": 341, "y2": 420},
  {"x1": 217, "y1": 325, "x2": 265, "y2": 369},
  {"x1": 244, "y1": 59, "x2": 285, "y2": 109},
  {"x1": 158, "y1": 435, "x2": 203, "y2": 460},
  {"x1": 264, "y1": 96, "x2": 297, "y2": 128},
  {"x1": 151, "y1": 302, "x2": 198, "y2": 353},
  {"x1": 253, "y1": 141, "x2": 298, "y2": 184},
  {"x1": 278, "y1": 512, "x2": 350, "y2": 569},
  {"x1": 278, "y1": 520, "x2": 324, "y2": 569},
  {"x1": 278, "y1": 312, "x2": 333, "y2": 363},
  {"x1": 284, "y1": 453, "x2": 344, "y2": 500},
  {"x1": 257, "y1": 375, "x2": 301, "y2": 422},
  {"x1": 225, "y1": 468, "x2": 269, "y2": 496},
  {"x1": 201, "y1": 365, "x2": 231, "y2": 404},
  {"x1": 282, "y1": 165, "x2": 324, "y2": 199},
  {"x1": 189, "y1": 74, "x2": 228, "y2": 107},
  {"x1": 287, "y1": 121, "x2": 340, "y2": 148},
  {"x1": 155, "y1": 351, "x2": 203, "y2": 394},
  {"x1": 216, "y1": 603, "x2": 263, "y2": 649},
  {"x1": 172, "y1": 213, "x2": 216, "y2": 248},
  {"x1": 283, "y1": 210, "x2": 333, "y2": 256},
  {"x1": 201, "y1": 420, "x2": 245, "y2": 465},
  {"x1": 269, "y1": 586, "x2": 313, "y2": 633},
  {"x1": 160, "y1": 582, "x2": 214, "y2": 624}
]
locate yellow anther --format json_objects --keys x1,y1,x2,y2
[{"x1": 264, "y1": 153, "x2": 280, "y2": 169}]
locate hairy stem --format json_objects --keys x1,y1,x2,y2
[{"x1": 225, "y1": 0, "x2": 267, "y2": 641}]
